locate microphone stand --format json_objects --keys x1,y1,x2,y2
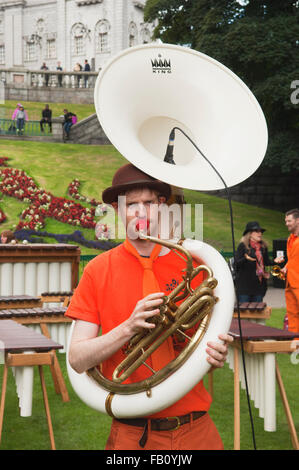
[{"x1": 164, "y1": 126, "x2": 257, "y2": 450}]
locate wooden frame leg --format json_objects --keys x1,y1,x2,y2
[
  {"x1": 234, "y1": 348, "x2": 240, "y2": 450},
  {"x1": 0, "y1": 362, "x2": 8, "y2": 444},
  {"x1": 275, "y1": 361, "x2": 299, "y2": 450},
  {"x1": 38, "y1": 365, "x2": 56, "y2": 450},
  {"x1": 40, "y1": 324, "x2": 69, "y2": 402}
]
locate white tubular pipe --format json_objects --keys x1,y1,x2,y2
[
  {"x1": 19, "y1": 351, "x2": 34, "y2": 417},
  {"x1": 13, "y1": 263, "x2": 25, "y2": 295},
  {"x1": 1, "y1": 263, "x2": 13, "y2": 295},
  {"x1": 25, "y1": 263, "x2": 37, "y2": 296},
  {"x1": 253, "y1": 356, "x2": 259, "y2": 409},
  {"x1": 255, "y1": 355, "x2": 262, "y2": 412},
  {"x1": 58, "y1": 324, "x2": 66, "y2": 353},
  {"x1": 259, "y1": 356, "x2": 265, "y2": 419},
  {"x1": 50, "y1": 324, "x2": 59, "y2": 343},
  {"x1": 37, "y1": 263, "x2": 49, "y2": 296},
  {"x1": 49, "y1": 262, "x2": 60, "y2": 291},
  {"x1": 264, "y1": 351, "x2": 276, "y2": 432},
  {"x1": 49, "y1": 262, "x2": 60, "y2": 307},
  {"x1": 60, "y1": 262, "x2": 72, "y2": 291}
]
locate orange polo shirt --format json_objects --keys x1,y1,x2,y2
[
  {"x1": 286, "y1": 234, "x2": 299, "y2": 288},
  {"x1": 66, "y1": 243, "x2": 212, "y2": 418}
]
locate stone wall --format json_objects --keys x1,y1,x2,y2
[
  {"x1": 207, "y1": 166, "x2": 299, "y2": 212},
  {"x1": 5, "y1": 84, "x2": 94, "y2": 104},
  {"x1": 67, "y1": 113, "x2": 110, "y2": 145}
]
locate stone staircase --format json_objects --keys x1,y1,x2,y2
[{"x1": 68, "y1": 113, "x2": 110, "y2": 145}]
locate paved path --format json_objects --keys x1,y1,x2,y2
[{"x1": 264, "y1": 287, "x2": 286, "y2": 309}]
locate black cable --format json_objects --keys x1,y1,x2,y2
[{"x1": 168, "y1": 126, "x2": 257, "y2": 450}]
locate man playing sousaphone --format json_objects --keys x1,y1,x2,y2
[{"x1": 66, "y1": 163, "x2": 233, "y2": 450}]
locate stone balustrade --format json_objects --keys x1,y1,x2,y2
[
  {"x1": 0, "y1": 68, "x2": 98, "y2": 103},
  {"x1": 0, "y1": 68, "x2": 99, "y2": 89}
]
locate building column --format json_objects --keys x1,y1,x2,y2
[
  {"x1": 112, "y1": 0, "x2": 128, "y2": 56},
  {"x1": 56, "y1": 0, "x2": 67, "y2": 69},
  {"x1": 4, "y1": 1, "x2": 25, "y2": 67}
]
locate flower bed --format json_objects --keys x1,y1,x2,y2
[
  {"x1": 0, "y1": 158, "x2": 107, "y2": 233},
  {"x1": 68, "y1": 178, "x2": 102, "y2": 207},
  {"x1": 0, "y1": 208, "x2": 6, "y2": 223}
]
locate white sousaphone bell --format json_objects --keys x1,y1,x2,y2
[{"x1": 67, "y1": 43, "x2": 268, "y2": 419}]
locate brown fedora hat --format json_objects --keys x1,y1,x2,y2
[{"x1": 102, "y1": 163, "x2": 171, "y2": 204}]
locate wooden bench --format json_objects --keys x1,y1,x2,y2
[{"x1": 0, "y1": 320, "x2": 63, "y2": 449}]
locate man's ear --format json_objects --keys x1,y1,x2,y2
[
  {"x1": 158, "y1": 196, "x2": 166, "y2": 204},
  {"x1": 111, "y1": 202, "x2": 118, "y2": 212}
]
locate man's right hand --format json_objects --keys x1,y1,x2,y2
[{"x1": 125, "y1": 292, "x2": 165, "y2": 336}]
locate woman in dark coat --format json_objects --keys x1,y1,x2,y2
[{"x1": 235, "y1": 221, "x2": 282, "y2": 302}]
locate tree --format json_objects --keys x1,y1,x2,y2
[{"x1": 144, "y1": 0, "x2": 299, "y2": 172}]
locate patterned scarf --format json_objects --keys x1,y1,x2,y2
[{"x1": 250, "y1": 240, "x2": 264, "y2": 283}]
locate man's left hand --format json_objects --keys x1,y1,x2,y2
[{"x1": 205, "y1": 333, "x2": 234, "y2": 369}]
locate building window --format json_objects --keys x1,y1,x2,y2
[
  {"x1": 95, "y1": 20, "x2": 110, "y2": 53},
  {"x1": 46, "y1": 39, "x2": 56, "y2": 59},
  {"x1": 98, "y1": 33, "x2": 108, "y2": 52},
  {"x1": 71, "y1": 23, "x2": 87, "y2": 56},
  {"x1": 25, "y1": 42, "x2": 37, "y2": 61},
  {"x1": 74, "y1": 35, "x2": 84, "y2": 55},
  {"x1": 0, "y1": 45, "x2": 4, "y2": 64},
  {"x1": 141, "y1": 27, "x2": 151, "y2": 44}
]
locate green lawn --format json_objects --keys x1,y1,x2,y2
[
  {"x1": 0, "y1": 136, "x2": 295, "y2": 451},
  {"x1": 0, "y1": 308, "x2": 297, "y2": 451},
  {"x1": 0, "y1": 99, "x2": 95, "y2": 122},
  {"x1": 0, "y1": 139, "x2": 288, "y2": 257}
]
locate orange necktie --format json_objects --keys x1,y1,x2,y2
[{"x1": 124, "y1": 238, "x2": 175, "y2": 370}]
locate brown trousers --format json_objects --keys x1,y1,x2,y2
[{"x1": 105, "y1": 412, "x2": 224, "y2": 450}]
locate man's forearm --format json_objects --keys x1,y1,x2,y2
[{"x1": 68, "y1": 320, "x2": 133, "y2": 374}]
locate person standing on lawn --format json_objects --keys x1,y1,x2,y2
[
  {"x1": 66, "y1": 163, "x2": 233, "y2": 450},
  {"x1": 281, "y1": 209, "x2": 299, "y2": 333}
]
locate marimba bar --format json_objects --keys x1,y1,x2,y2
[
  {"x1": 234, "y1": 302, "x2": 271, "y2": 321},
  {"x1": 0, "y1": 295, "x2": 42, "y2": 309},
  {"x1": 0, "y1": 244, "x2": 80, "y2": 297}
]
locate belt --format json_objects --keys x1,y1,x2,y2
[{"x1": 115, "y1": 411, "x2": 206, "y2": 448}]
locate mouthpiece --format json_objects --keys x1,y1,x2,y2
[{"x1": 136, "y1": 219, "x2": 149, "y2": 232}]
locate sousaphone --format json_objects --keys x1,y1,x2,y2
[{"x1": 67, "y1": 43, "x2": 268, "y2": 419}]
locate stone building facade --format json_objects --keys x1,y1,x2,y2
[{"x1": 0, "y1": 0, "x2": 153, "y2": 71}]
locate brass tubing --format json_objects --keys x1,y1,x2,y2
[
  {"x1": 271, "y1": 265, "x2": 286, "y2": 280},
  {"x1": 112, "y1": 286, "x2": 216, "y2": 383}
]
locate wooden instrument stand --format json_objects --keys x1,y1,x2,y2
[
  {"x1": 0, "y1": 294, "x2": 73, "y2": 403},
  {"x1": 229, "y1": 320, "x2": 299, "y2": 450},
  {"x1": 0, "y1": 320, "x2": 64, "y2": 449}
]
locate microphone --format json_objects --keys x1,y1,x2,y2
[{"x1": 164, "y1": 128, "x2": 176, "y2": 164}]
